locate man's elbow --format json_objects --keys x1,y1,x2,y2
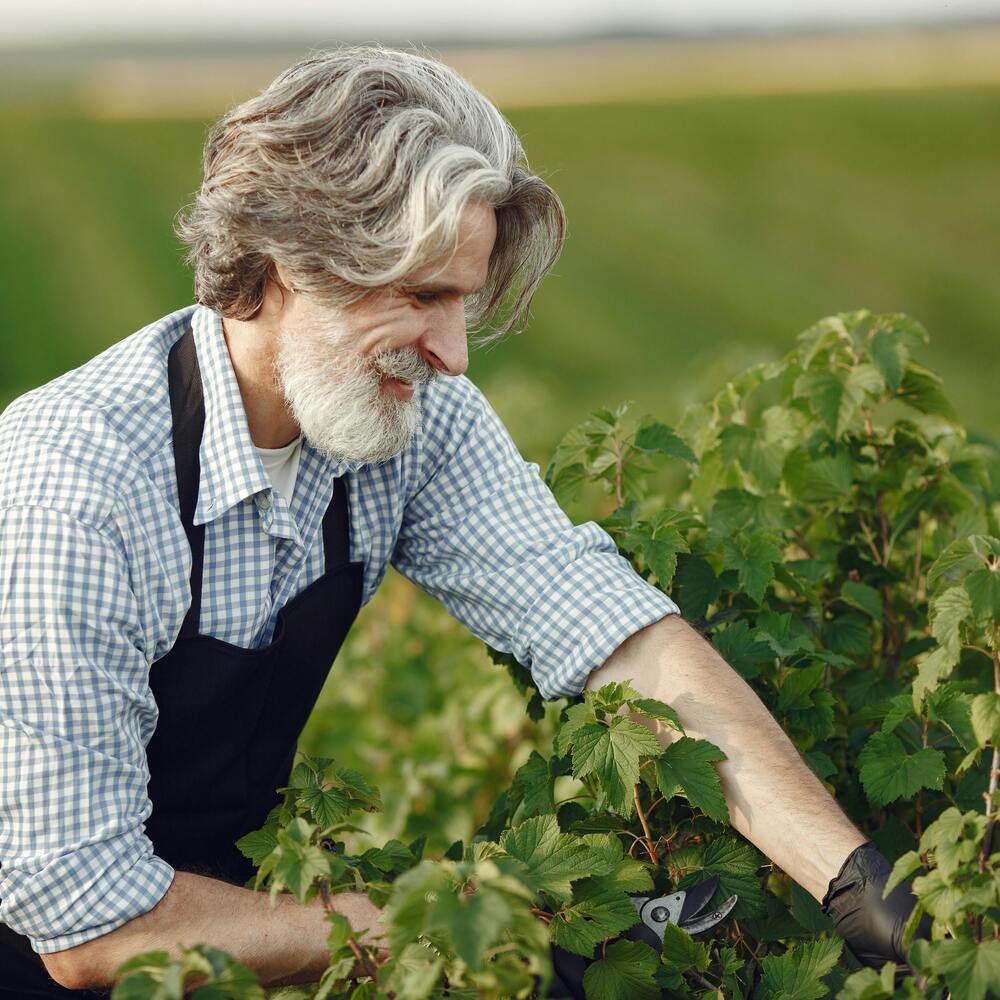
[
  {"x1": 39, "y1": 933, "x2": 114, "y2": 991},
  {"x1": 40, "y1": 948, "x2": 89, "y2": 991}
]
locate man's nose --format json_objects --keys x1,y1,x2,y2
[{"x1": 419, "y1": 299, "x2": 468, "y2": 377}]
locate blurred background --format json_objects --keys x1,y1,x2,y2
[{"x1": 2, "y1": 1, "x2": 998, "y2": 852}]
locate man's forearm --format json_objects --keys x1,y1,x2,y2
[
  {"x1": 45, "y1": 870, "x2": 386, "y2": 992},
  {"x1": 588, "y1": 613, "x2": 866, "y2": 901}
]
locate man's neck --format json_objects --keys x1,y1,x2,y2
[{"x1": 221, "y1": 314, "x2": 301, "y2": 449}]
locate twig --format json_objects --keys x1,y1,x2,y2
[
  {"x1": 857, "y1": 513, "x2": 883, "y2": 565},
  {"x1": 633, "y1": 784, "x2": 658, "y2": 865},
  {"x1": 978, "y1": 638, "x2": 1000, "y2": 876},
  {"x1": 319, "y1": 882, "x2": 381, "y2": 982}
]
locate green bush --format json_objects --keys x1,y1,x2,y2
[{"x1": 111, "y1": 311, "x2": 1000, "y2": 999}]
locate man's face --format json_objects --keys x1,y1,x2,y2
[{"x1": 272, "y1": 202, "x2": 497, "y2": 466}]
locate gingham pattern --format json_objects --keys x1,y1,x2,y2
[{"x1": 0, "y1": 303, "x2": 678, "y2": 953}]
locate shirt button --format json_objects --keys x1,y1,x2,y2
[{"x1": 257, "y1": 493, "x2": 272, "y2": 511}]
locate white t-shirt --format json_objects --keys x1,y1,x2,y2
[{"x1": 255, "y1": 433, "x2": 304, "y2": 505}]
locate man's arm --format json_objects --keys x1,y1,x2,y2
[
  {"x1": 42, "y1": 872, "x2": 386, "y2": 992},
  {"x1": 588, "y1": 612, "x2": 867, "y2": 901}
]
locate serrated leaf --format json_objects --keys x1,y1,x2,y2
[
  {"x1": 912, "y1": 644, "x2": 960, "y2": 708},
  {"x1": 756, "y1": 936, "x2": 842, "y2": 1000},
  {"x1": 930, "y1": 585, "x2": 974, "y2": 651},
  {"x1": 784, "y1": 449, "x2": 853, "y2": 503},
  {"x1": 235, "y1": 828, "x2": 279, "y2": 866},
  {"x1": 755, "y1": 611, "x2": 815, "y2": 658},
  {"x1": 499, "y1": 815, "x2": 604, "y2": 904},
  {"x1": 571, "y1": 716, "x2": 664, "y2": 816},
  {"x1": 660, "y1": 922, "x2": 711, "y2": 972},
  {"x1": 549, "y1": 876, "x2": 644, "y2": 958},
  {"x1": 300, "y1": 785, "x2": 353, "y2": 827},
  {"x1": 858, "y1": 732, "x2": 946, "y2": 806},
  {"x1": 897, "y1": 362, "x2": 958, "y2": 421},
  {"x1": 582, "y1": 938, "x2": 660, "y2": 1000},
  {"x1": 884, "y1": 850, "x2": 923, "y2": 897},
  {"x1": 675, "y1": 555, "x2": 721, "y2": 620},
  {"x1": 722, "y1": 532, "x2": 783, "y2": 603},
  {"x1": 971, "y1": 692, "x2": 1000, "y2": 748},
  {"x1": 655, "y1": 737, "x2": 730, "y2": 823},
  {"x1": 511, "y1": 750, "x2": 555, "y2": 818},
  {"x1": 555, "y1": 701, "x2": 598, "y2": 756},
  {"x1": 965, "y1": 566, "x2": 1000, "y2": 620},
  {"x1": 629, "y1": 697, "x2": 684, "y2": 733},
  {"x1": 841, "y1": 581, "x2": 883, "y2": 619},
  {"x1": 930, "y1": 937, "x2": 1000, "y2": 1000},
  {"x1": 634, "y1": 419, "x2": 697, "y2": 463},
  {"x1": 713, "y1": 620, "x2": 774, "y2": 679}
]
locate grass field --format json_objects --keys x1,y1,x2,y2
[{"x1": 1, "y1": 84, "x2": 998, "y2": 463}]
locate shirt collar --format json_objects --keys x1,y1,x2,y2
[{"x1": 189, "y1": 305, "x2": 363, "y2": 527}]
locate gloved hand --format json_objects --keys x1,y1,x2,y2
[{"x1": 821, "y1": 841, "x2": 932, "y2": 974}]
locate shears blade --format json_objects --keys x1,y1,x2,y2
[{"x1": 631, "y1": 874, "x2": 737, "y2": 941}]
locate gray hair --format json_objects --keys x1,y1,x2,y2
[{"x1": 174, "y1": 44, "x2": 566, "y2": 344}]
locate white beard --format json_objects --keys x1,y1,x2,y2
[{"x1": 272, "y1": 310, "x2": 438, "y2": 467}]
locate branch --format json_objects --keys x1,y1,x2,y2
[{"x1": 633, "y1": 784, "x2": 658, "y2": 865}]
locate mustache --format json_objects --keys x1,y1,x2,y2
[{"x1": 371, "y1": 346, "x2": 440, "y2": 384}]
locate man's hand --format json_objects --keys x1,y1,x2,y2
[{"x1": 821, "y1": 841, "x2": 932, "y2": 974}]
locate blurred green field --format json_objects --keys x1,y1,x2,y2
[
  {"x1": 1, "y1": 85, "x2": 998, "y2": 462},
  {"x1": 2, "y1": 85, "x2": 998, "y2": 854}
]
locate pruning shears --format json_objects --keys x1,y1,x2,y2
[
  {"x1": 630, "y1": 874, "x2": 738, "y2": 942},
  {"x1": 548, "y1": 875, "x2": 738, "y2": 998}
]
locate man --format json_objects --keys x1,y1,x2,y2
[{"x1": 0, "y1": 46, "x2": 920, "y2": 996}]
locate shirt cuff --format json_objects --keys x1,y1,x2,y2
[
  {"x1": 513, "y1": 541, "x2": 681, "y2": 702},
  {"x1": 0, "y1": 833, "x2": 175, "y2": 954}
]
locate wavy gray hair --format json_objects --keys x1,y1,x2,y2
[{"x1": 174, "y1": 44, "x2": 566, "y2": 345}]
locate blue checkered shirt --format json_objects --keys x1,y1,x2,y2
[{"x1": 0, "y1": 303, "x2": 677, "y2": 953}]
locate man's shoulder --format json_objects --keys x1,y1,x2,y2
[{"x1": 0, "y1": 305, "x2": 196, "y2": 526}]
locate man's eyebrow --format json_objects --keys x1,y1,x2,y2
[{"x1": 403, "y1": 280, "x2": 484, "y2": 295}]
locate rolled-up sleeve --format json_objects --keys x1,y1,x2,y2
[
  {"x1": 391, "y1": 377, "x2": 679, "y2": 701},
  {"x1": 0, "y1": 505, "x2": 175, "y2": 954}
]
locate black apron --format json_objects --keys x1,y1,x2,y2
[{"x1": 0, "y1": 323, "x2": 364, "y2": 996}]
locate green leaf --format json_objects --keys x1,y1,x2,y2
[
  {"x1": 756, "y1": 936, "x2": 842, "y2": 1000},
  {"x1": 674, "y1": 555, "x2": 720, "y2": 619},
  {"x1": 755, "y1": 611, "x2": 815, "y2": 659},
  {"x1": 713, "y1": 620, "x2": 774, "y2": 679},
  {"x1": 930, "y1": 937, "x2": 1000, "y2": 1000},
  {"x1": 858, "y1": 732, "x2": 946, "y2": 807},
  {"x1": 790, "y1": 880, "x2": 834, "y2": 934},
  {"x1": 571, "y1": 716, "x2": 664, "y2": 816},
  {"x1": 629, "y1": 697, "x2": 684, "y2": 733},
  {"x1": 965, "y1": 566, "x2": 1000, "y2": 620},
  {"x1": 499, "y1": 815, "x2": 604, "y2": 904},
  {"x1": 511, "y1": 750, "x2": 555, "y2": 818},
  {"x1": 692, "y1": 835, "x2": 766, "y2": 918},
  {"x1": 897, "y1": 362, "x2": 958, "y2": 421},
  {"x1": 912, "y1": 644, "x2": 960, "y2": 708},
  {"x1": 841, "y1": 581, "x2": 883, "y2": 619},
  {"x1": 549, "y1": 875, "x2": 644, "y2": 958},
  {"x1": 582, "y1": 938, "x2": 660, "y2": 1000},
  {"x1": 930, "y1": 585, "x2": 974, "y2": 651},
  {"x1": 660, "y1": 922, "x2": 711, "y2": 972},
  {"x1": 884, "y1": 850, "x2": 923, "y2": 897},
  {"x1": 784, "y1": 449, "x2": 853, "y2": 503},
  {"x1": 654, "y1": 737, "x2": 730, "y2": 823},
  {"x1": 235, "y1": 828, "x2": 278, "y2": 867},
  {"x1": 722, "y1": 531, "x2": 784, "y2": 603},
  {"x1": 554, "y1": 701, "x2": 598, "y2": 756},
  {"x1": 971, "y1": 692, "x2": 1000, "y2": 748},
  {"x1": 634, "y1": 419, "x2": 697, "y2": 463},
  {"x1": 300, "y1": 785, "x2": 353, "y2": 828},
  {"x1": 927, "y1": 535, "x2": 1000, "y2": 589}
]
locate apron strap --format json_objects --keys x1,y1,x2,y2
[
  {"x1": 168, "y1": 324, "x2": 206, "y2": 640},
  {"x1": 167, "y1": 319, "x2": 352, "y2": 640}
]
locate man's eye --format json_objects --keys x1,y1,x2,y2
[{"x1": 411, "y1": 291, "x2": 439, "y2": 304}]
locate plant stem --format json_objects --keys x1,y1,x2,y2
[
  {"x1": 633, "y1": 784, "x2": 658, "y2": 864},
  {"x1": 319, "y1": 881, "x2": 381, "y2": 982},
  {"x1": 978, "y1": 641, "x2": 1000, "y2": 875}
]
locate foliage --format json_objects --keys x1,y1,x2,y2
[{"x1": 112, "y1": 311, "x2": 1000, "y2": 999}]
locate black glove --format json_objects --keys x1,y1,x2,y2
[{"x1": 821, "y1": 841, "x2": 932, "y2": 974}]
